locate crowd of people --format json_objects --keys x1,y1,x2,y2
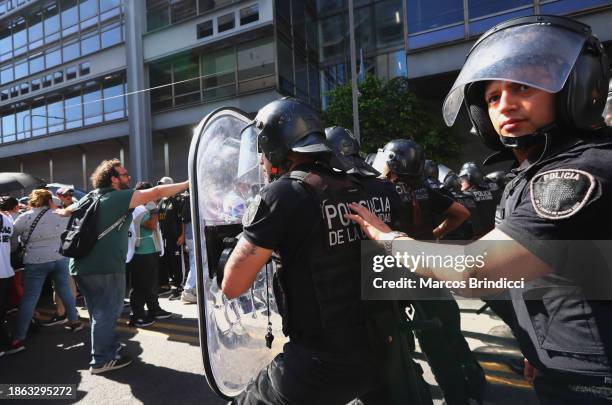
[{"x1": 0, "y1": 164, "x2": 195, "y2": 373}]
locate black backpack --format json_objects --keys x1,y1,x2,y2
[{"x1": 59, "y1": 190, "x2": 126, "y2": 259}]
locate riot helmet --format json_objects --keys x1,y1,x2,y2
[
  {"x1": 443, "y1": 172, "x2": 461, "y2": 193},
  {"x1": 459, "y1": 162, "x2": 483, "y2": 187},
  {"x1": 442, "y1": 15, "x2": 610, "y2": 151},
  {"x1": 242, "y1": 97, "x2": 331, "y2": 178},
  {"x1": 423, "y1": 160, "x2": 439, "y2": 180},
  {"x1": 325, "y1": 126, "x2": 360, "y2": 157},
  {"x1": 485, "y1": 170, "x2": 508, "y2": 189},
  {"x1": 377, "y1": 139, "x2": 425, "y2": 181}
]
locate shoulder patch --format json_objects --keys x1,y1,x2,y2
[
  {"x1": 529, "y1": 169, "x2": 596, "y2": 220},
  {"x1": 242, "y1": 194, "x2": 262, "y2": 227}
]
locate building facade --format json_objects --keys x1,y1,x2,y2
[{"x1": 0, "y1": 0, "x2": 611, "y2": 187}]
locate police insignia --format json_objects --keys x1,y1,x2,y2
[
  {"x1": 530, "y1": 169, "x2": 596, "y2": 219},
  {"x1": 242, "y1": 194, "x2": 262, "y2": 226}
]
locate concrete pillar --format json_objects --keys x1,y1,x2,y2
[{"x1": 125, "y1": 0, "x2": 153, "y2": 183}]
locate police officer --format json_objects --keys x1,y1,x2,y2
[
  {"x1": 325, "y1": 126, "x2": 379, "y2": 177},
  {"x1": 157, "y1": 176, "x2": 185, "y2": 297},
  {"x1": 222, "y1": 98, "x2": 431, "y2": 404},
  {"x1": 347, "y1": 15, "x2": 612, "y2": 404},
  {"x1": 377, "y1": 139, "x2": 485, "y2": 405},
  {"x1": 484, "y1": 170, "x2": 508, "y2": 190},
  {"x1": 440, "y1": 171, "x2": 478, "y2": 241},
  {"x1": 459, "y1": 162, "x2": 501, "y2": 238}
]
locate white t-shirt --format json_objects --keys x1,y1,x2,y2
[{"x1": 0, "y1": 212, "x2": 15, "y2": 279}]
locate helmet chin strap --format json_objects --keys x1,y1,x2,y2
[{"x1": 498, "y1": 123, "x2": 557, "y2": 150}]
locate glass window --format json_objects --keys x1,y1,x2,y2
[
  {"x1": 42, "y1": 74, "x2": 53, "y2": 87},
  {"x1": 47, "y1": 95, "x2": 64, "y2": 133},
  {"x1": 12, "y1": 18, "x2": 27, "y2": 51},
  {"x1": 16, "y1": 107, "x2": 29, "y2": 139},
  {"x1": 29, "y1": 54, "x2": 45, "y2": 74},
  {"x1": 389, "y1": 50, "x2": 406, "y2": 77},
  {"x1": 202, "y1": 47, "x2": 235, "y2": 99},
  {"x1": 66, "y1": 65, "x2": 77, "y2": 80},
  {"x1": 376, "y1": 53, "x2": 389, "y2": 79},
  {"x1": 277, "y1": 37, "x2": 293, "y2": 94},
  {"x1": 170, "y1": 0, "x2": 195, "y2": 24},
  {"x1": 198, "y1": 0, "x2": 215, "y2": 13},
  {"x1": 61, "y1": 0, "x2": 79, "y2": 35},
  {"x1": 355, "y1": 5, "x2": 374, "y2": 51},
  {"x1": 62, "y1": 39, "x2": 80, "y2": 61},
  {"x1": 100, "y1": 0, "x2": 119, "y2": 12},
  {"x1": 0, "y1": 66, "x2": 13, "y2": 85},
  {"x1": 218, "y1": 12, "x2": 235, "y2": 33},
  {"x1": 0, "y1": 89, "x2": 8, "y2": 101},
  {"x1": 146, "y1": 0, "x2": 169, "y2": 31},
  {"x1": 81, "y1": 31, "x2": 100, "y2": 54},
  {"x1": 240, "y1": 4, "x2": 259, "y2": 26},
  {"x1": 408, "y1": 0, "x2": 463, "y2": 33},
  {"x1": 2, "y1": 113, "x2": 15, "y2": 140},
  {"x1": 45, "y1": 46, "x2": 62, "y2": 68},
  {"x1": 375, "y1": 0, "x2": 403, "y2": 47},
  {"x1": 28, "y1": 12, "x2": 44, "y2": 44},
  {"x1": 469, "y1": 0, "x2": 531, "y2": 19},
  {"x1": 44, "y1": 4, "x2": 60, "y2": 37},
  {"x1": 294, "y1": 51, "x2": 307, "y2": 99},
  {"x1": 83, "y1": 84, "x2": 102, "y2": 125},
  {"x1": 149, "y1": 60, "x2": 172, "y2": 110},
  {"x1": 101, "y1": 23, "x2": 121, "y2": 47},
  {"x1": 20, "y1": 82, "x2": 29, "y2": 95},
  {"x1": 319, "y1": 14, "x2": 346, "y2": 61},
  {"x1": 237, "y1": 38, "x2": 274, "y2": 81},
  {"x1": 10, "y1": 86, "x2": 18, "y2": 97},
  {"x1": 31, "y1": 102, "x2": 46, "y2": 136},
  {"x1": 64, "y1": 90, "x2": 82, "y2": 129},
  {"x1": 31, "y1": 78, "x2": 41, "y2": 91},
  {"x1": 103, "y1": 78, "x2": 124, "y2": 120},
  {"x1": 308, "y1": 63, "x2": 320, "y2": 105},
  {"x1": 173, "y1": 53, "x2": 200, "y2": 105},
  {"x1": 0, "y1": 27, "x2": 12, "y2": 61},
  {"x1": 317, "y1": 0, "x2": 344, "y2": 14},
  {"x1": 79, "y1": 61, "x2": 90, "y2": 75},
  {"x1": 54, "y1": 70, "x2": 64, "y2": 84},
  {"x1": 80, "y1": 0, "x2": 98, "y2": 22},
  {"x1": 14, "y1": 60, "x2": 28, "y2": 80},
  {"x1": 197, "y1": 20, "x2": 213, "y2": 39}
]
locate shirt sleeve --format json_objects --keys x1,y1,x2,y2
[
  {"x1": 428, "y1": 187, "x2": 454, "y2": 214},
  {"x1": 242, "y1": 180, "x2": 311, "y2": 250}
]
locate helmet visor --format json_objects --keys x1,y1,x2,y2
[
  {"x1": 442, "y1": 23, "x2": 587, "y2": 126},
  {"x1": 237, "y1": 123, "x2": 265, "y2": 186}
]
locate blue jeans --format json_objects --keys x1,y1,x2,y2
[
  {"x1": 15, "y1": 258, "x2": 77, "y2": 341},
  {"x1": 184, "y1": 238, "x2": 196, "y2": 291},
  {"x1": 75, "y1": 273, "x2": 125, "y2": 366}
]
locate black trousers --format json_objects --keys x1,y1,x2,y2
[
  {"x1": 0, "y1": 276, "x2": 12, "y2": 348},
  {"x1": 415, "y1": 299, "x2": 485, "y2": 405},
  {"x1": 233, "y1": 341, "x2": 432, "y2": 405},
  {"x1": 534, "y1": 372, "x2": 612, "y2": 404},
  {"x1": 129, "y1": 253, "x2": 160, "y2": 318},
  {"x1": 159, "y1": 241, "x2": 182, "y2": 288}
]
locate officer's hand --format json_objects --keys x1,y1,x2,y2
[
  {"x1": 523, "y1": 358, "x2": 538, "y2": 384},
  {"x1": 345, "y1": 202, "x2": 393, "y2": 241},
  {"x1": 177, "y1": 234, "x2": 185, "y2": 247}
]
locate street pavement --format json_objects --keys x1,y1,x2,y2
[{"x1": 1, "y1": 291, "x2": 539, "y2": 404}]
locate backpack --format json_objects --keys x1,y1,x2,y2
[{"x1": 59, "y1": 190, "x2": 126, "y2": 259}]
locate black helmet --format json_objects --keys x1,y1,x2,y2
[
  {"x1": 459, "y1": 162, "x2": 483, "y2": 185},
  {"x1": 443, "y1": 15, "x2": 610, "y2": 151},
  {"x1": 423, "y1": 160, "x2": 439, "y2": 180},
  {"x1": 485, "y1": 170, "x2": 508, "y2": 188},
  {"x1": 380, "y1": 139, "x2": 424, "y2": 180},
  {"x1": 443, "y1": 172, "x2": 461, "y2": 192},
  {"x1": 325, "y1": 127, "x2": 360, "y2": 157},
  {"x1": 249, "y1": 97, "x2": 331, "y2": 169}
]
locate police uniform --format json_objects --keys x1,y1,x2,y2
[
  {"x1": 495, "y1": 128, "x2": 612, "y2": 403},
  {"x1": 234, "y1": 163, "x2": 430, "y2": 404},
  {"x1": 463, "y1": 182, "x2": 501, "y2": 238},
  {"x1": 394, "y1": 178, "x2": 485, "y2": 405},
  {"x1": 158, "y1": 195, "x2": 183, "y2": 288}
]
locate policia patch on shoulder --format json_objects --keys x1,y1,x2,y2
[
  {"x1": 530, "y1": 169, "x2": 596, "y2": 220},
  {"x1": 242, "y1": 194, "x2": 262, "y2": 227}
]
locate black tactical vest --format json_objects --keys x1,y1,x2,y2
[
  {"x1": 275, "y1": 168, "x2": 396, "y2": 338},
  {"x1": 444, "y1": 191, "x2": 476, "y2": 241},
  {"x1": 394, "y1": 180, "x2": 437, "y2": 240},
  {"x1": 495, "y1": 134, "x2": 612, "y2": 375},
  {"x1": 465, "y1": 183, "x2": 500, "y2": 238}
]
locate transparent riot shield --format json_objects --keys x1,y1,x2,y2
[{"x1": 187, "y1": 108, "x2": 287, "y2": 399}]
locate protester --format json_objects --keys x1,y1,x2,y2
[{"x1": 0, "y1": 197, "x2": 17, "y2": 356}]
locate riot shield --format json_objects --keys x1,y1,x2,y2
[{"x1": 188, "y1": 108, "x2": 287, "y2": 399}]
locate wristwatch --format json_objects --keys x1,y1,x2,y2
[{"x1": 382, "y1": 231, "x2": 408, "y2": 255}]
